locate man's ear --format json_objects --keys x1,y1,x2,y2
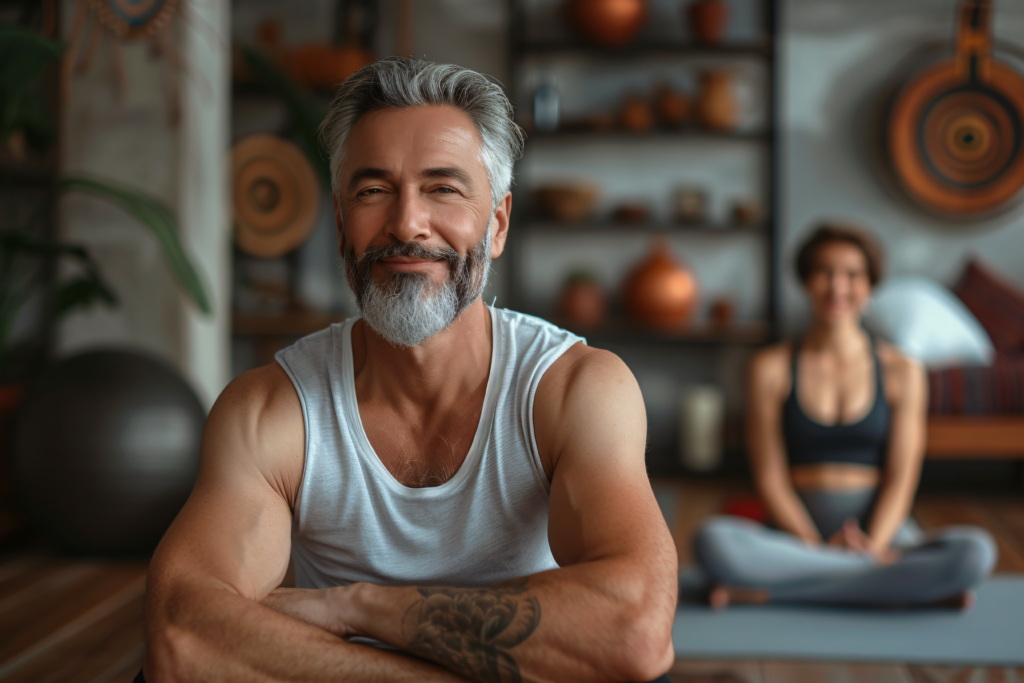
[{"x1": 490, "y1": 192, "x2": 512, "y2": 259}]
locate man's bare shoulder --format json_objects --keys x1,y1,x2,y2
[
  {"x1": 203, "y1": 362, "x2": 304, "y2": 503},
  {"x1": 533, "y1": 343, "x2": 645, "y2": 474},
  {"x1": 540, "y1": 343, "x2": 641, "y2": 409}
]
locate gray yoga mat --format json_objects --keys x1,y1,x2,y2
[{"x1": 673, "y1": 570, "x2": 1024, "y2": 664}]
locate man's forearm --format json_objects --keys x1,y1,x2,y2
[
  {"x1": 144, "y1": 580, "x2": 471, "y2": 683},
  {"x1": 325, "y1": 560, "x2": 675, "y2": 683}
]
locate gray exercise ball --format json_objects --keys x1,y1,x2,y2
[{"x1": 10, "y1": 349, "x2": 206, "y2": 554}]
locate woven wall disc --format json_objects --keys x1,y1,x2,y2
[
  {"x1": 887, "y1": 0, "x2": 1024, "y2": 218},
  {"x1": 231, "y1": 135, "x2": 321, "y2": 258},
  {"x1": 87, "y1": 0, "x2": 178, "y2": 40}
]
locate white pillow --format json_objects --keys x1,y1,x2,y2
[{"x1": 864, "y1": 277, "x2": 994, "y2": 368}]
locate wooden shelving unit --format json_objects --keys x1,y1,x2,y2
[
  {"x1": 563, "y1": 320, "x2": 770, "y2": 346},
  {"x1": 505, "y1": 0, "x2": 779, "y2": 339},
  {"x1": 512, "y1": 39, "x2": 772, "y2": 58},
  {"x1": 520, "y1": 219, "x2": 767, "y2": 235},
  {"x1": 505, "y1": 1, "x2": 779, "y2": 474}
]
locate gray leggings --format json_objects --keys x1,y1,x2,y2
[{"x1": 693, "y1": 490, "x2": 997, "y2": 605}]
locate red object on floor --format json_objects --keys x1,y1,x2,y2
[{"x1": 722, "y1": 495, "x2": 768, "y2": 523}]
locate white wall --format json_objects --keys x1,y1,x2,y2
[
  {"x1": 59, "y1": 0, "x2": 231, "y2": 408},
  {"x1": 781, "y1": 0, "x2": 1024, "y2": 332}
]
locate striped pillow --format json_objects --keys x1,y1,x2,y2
[{"x1": 954, "y1": 260, "x2": 1024, "y2": 354}]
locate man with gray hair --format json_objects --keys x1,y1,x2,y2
[{"x1": 143, "y1": 57, "x2": 677, "y2": 683}]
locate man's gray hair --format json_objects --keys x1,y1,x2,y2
[{"x1": 320, "y1": 57, "x2": 525, "y2": 210}]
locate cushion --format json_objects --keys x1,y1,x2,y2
[
  {"x1": 954, "y1": 259, "x2": 1024, "y2": 354},
  {"x1": 864, "y1": 277, "x2": 994, "y2": 368},
  {"x1": 929, "y1": 357, "x2": 1024, "y2": 414}
]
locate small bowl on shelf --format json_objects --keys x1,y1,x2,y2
[
  {"x1": 611, "y1": 202, "x2": 652, "y2": 224},
  {"x1": 535, "y1": 183, "x2": 600, "y2": 222}
]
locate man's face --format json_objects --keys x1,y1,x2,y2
[{"x1": 335, "y1": 105, "x2": 510, "y2": 346}]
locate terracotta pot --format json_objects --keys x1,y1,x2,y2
[
  {"x1": 558, "y1": 276, "x2": 607, "y2": 329},
  {"x1": 655, "y1": 85, "x2": 690, "y2": 127},
  {"x1": 709, "y1": 297, "x2": 735, "y2": 326},
  {"x1": 535, "y1": 184, "x2": 599, "y2": 222},
  {"x1": 622, "y1": 241, "x2": 699, "y2": 330},
  {"x1": 611, "y1": 202, "x2": 651, "y2": 224},
  {"x1": 281, "y1": 43, "x2": 375, "y2": 87},
  {"x1": 696, "y1": 70, "x2": 737, "y2": 130},
  {"x1": 619, "y1": 96, "x2": 654, "y2": 132},
  {"x1": 688, "y1": 0, "x2": 730, "y2": 44},
  {"x1": 567, "y1": 0, "x2": 648, "y2": 48}
]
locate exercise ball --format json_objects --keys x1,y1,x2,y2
[{"x1": 10, "y1": 350, "x2": 206, "y2": 554}]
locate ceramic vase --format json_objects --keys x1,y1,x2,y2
[
  {"x1": 567, "y1": 0, "x2": 648, "y2": 48},
  {"x1": 622, "y1": 240, "x2": 698, "y2": 330},
  {"x1": 558, "y1": 275, "x2": 607, "y2": 328},
  {"x1": 688, "y1": 0, "x2": 730, "y2": 44},
  {"x1": 696, "y1": 70, "x2": 737, "y2": 130}
]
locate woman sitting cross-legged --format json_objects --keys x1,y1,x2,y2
[{"x1": 694, "y1": 223, "x2": 996, "y2": 609}]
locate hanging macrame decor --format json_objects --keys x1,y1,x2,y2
[{"x1": 60, "y1": 0, "x2": 189, "y2": 120}]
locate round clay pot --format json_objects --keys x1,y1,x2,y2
[
  {"x1": 558, "y1": 276, "x2": 607, "y2": 328},
  {"x1": 696, "y1": 70, "x2": 737, "y2": 130},
  {"x1": 622, "y1": 241, "x2": 699, "y2": 330},
  {"x1": 567, "y1": 0, "x2": 648, "y2": 48},
  {"x1": 619, "y1": 96, "x2": 654, "y2": 132},
  {"x1": 655, "y1": 85, "x2": 690, "y2": 127},
  {"x1": 688, "y1": 0, "x2": 730, "y2": 44}
]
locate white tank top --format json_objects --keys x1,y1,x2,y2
[{"x1": 275, "y1": 307, "x2": 585, "y2": 589}]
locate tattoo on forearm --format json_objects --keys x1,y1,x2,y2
[{"x1": 402, "y1": 580, "x2": 541, "y2": 683}]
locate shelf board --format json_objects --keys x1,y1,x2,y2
[
  {"x1": 557, "y1": 319, "x2": 770, "y2": 345},
  {"x1": 525, "y1": 128, "x2": 770, "y2": 142},
  {"x1": 521, "y1": 220, "x2": 766, "y2": 235},
  {"x1": 233, "y1": 311, "x2": 347, "y2": 336},
  {"x1": 513, "y1": 39, "x2": 772, "y2": 59}
]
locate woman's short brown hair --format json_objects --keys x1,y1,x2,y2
[{"x1": 795, "y1": 223, "x2": 885, "y2": 287}]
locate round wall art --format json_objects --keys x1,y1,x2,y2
[
  {"x1": 888, "y1": 0, "x2": 1024, "y2": 218},
  {"x1": 231, "y1": 134, "x2": 321, "y2": 258}
]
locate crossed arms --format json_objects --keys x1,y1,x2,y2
[{"x1": 143, "y1": 346, "x2": 677, "y2": 683}]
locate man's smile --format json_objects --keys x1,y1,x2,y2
[{"x1": 377, "y1": 256, "x2": 447, "y2": 274}]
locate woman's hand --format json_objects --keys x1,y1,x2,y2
[
  {"x1": 826, "y1": 518, "x2": 901, "y2": 565},
  {"x1": 826, "y1": 518, "x2": 871, "y2": 552},
  {"x1": 262, "y1": 585, "x2": 368, "y2": 638}
]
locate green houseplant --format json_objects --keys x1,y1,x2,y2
[{"x1": 0, "y1": 22, "x2": 211, "y2": 382}]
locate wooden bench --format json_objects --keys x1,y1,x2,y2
[{"x1": 926, "y1": 416, "x2": 1024, "y2": 459}]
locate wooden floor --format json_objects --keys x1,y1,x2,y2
[{"x1": 0, "y1": 480, "x2": 1021, "y2": 682}]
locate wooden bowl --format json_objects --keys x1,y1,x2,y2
[{"x1": 535, "y1": 184, "x2": 599, "y2": 222}]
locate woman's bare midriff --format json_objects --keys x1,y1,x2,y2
[{"x1": 790, "y1": 463, "x2": 880, "y2": 492}]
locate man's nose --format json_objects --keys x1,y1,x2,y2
[{"x1": 386, "y1": 186, "x2": 432, "y2": 243}]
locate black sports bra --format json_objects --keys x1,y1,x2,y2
[{"x1": 782, "y1": 338, "x2": 890, "y2": 468}]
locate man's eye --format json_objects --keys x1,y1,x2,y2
[{"x1": 435, "y1": 186, "x2": 457, "y2": 194}]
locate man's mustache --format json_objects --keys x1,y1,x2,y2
[{"x1": 351, "y1": 241, "x2": 465, "y2": 273}]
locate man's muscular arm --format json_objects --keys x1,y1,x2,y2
[
  {"x1": 143, "y1": 364, "x2": 470, "y2": 682},
  {"x1": 263, "y1": 346, "x2": 678, "y2": 683}
]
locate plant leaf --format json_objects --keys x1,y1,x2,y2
[
  {"x1": 56, "y1": 175, "x2": 213, "y2": 315},
  {"x1": 0, "y1": 23, "x2": 64, "y2": 150},
  {"x1": 52, "y1": 275, "x2": 118, "y2": 318}
]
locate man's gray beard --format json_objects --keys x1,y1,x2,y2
[{"x1": 343, "y1": 229, "x2": 492, "y2": 348}]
